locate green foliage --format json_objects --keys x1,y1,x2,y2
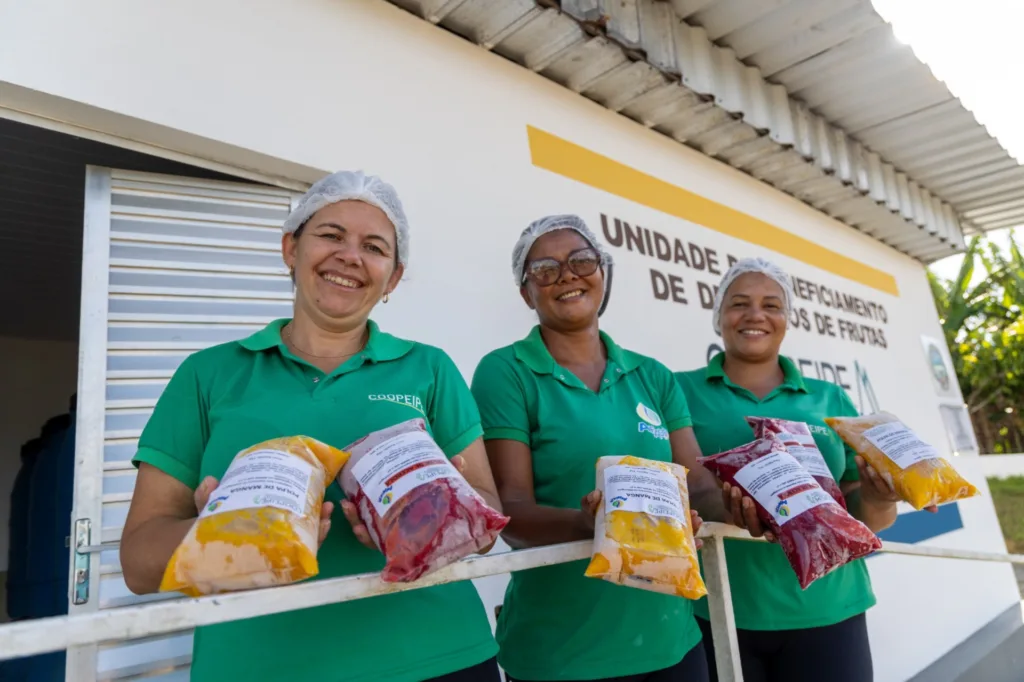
[
  {"x1": 930, "y1": 234, "x2": 1024, "y2": 454},
  {"x1": 987, "y1": 477, "x2": 1024, "y2": 553}
]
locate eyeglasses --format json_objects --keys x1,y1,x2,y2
[{"x1": 522, "y1": 247, "x2": 603, "y2": 287}]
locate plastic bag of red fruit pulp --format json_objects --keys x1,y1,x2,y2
[
  {"x1": 699, "y1": 435, "x2": 881, "y2": 589},
  {"x1": 339, "y1": 418, "x2": 509, "y2": 582},
  {"x1": 746, "y1": 417, "x2": 847, "y2": 510}
]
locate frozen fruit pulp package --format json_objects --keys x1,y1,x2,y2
[
  {"x1": 339, "y1": 418, "x2": 509, "y2": 582},
  {"x1": 584, "y1": 455, "x2": 707, "y2": 599},
  {"x1": 825, "y1": 412, "x2": 978, "y2": 510},
  {"x1": 699, "y1": 436, "x2": 881, "y2": 589},
  {"x1": 746, "y1": 417, "x2": 847, "y2": 509},
  {"x1": 160, "y1": 436, "x2": 350, "y2": 597}
]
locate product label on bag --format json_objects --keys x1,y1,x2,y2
[
  {"x1": 603, "y1": 465, "x2": 685, "y2": 523},
  {"x1": 200, "y1": 449, "x2": 315, "y2": 518},
  {"x1": 863, "y1": 422, "x2": 940, "y2": 470},
  {"x1": 733, "y1": 450, "x2": 837, "y2": 526},
  {"x1": 352, "y1": 430, "x2": 460, "y2": 517},
  {"x1": 777, "y1": 428, "x2": 834, "y2": 479}
]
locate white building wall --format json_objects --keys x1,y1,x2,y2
[
  {"x1": 981, "y1": 455, "x2": 1024, "y2": 480},
  {"x1": 0, "y1": 1, "x2": 1019, "y2": 679}
]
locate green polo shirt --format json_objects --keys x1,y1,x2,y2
[
  {"x1": 133, "y1": 318, "x2": 497, "y2": 682},
  {"x1": 470, "y1": 326, "x2": 703, "y2": 681},
  {"x1": 675, "y1": 353, "x2": 876, "y2": 632}
]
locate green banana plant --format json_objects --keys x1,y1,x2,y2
[{"x1": 930, "y1": 233, "x2": 1024, "y2": 453}]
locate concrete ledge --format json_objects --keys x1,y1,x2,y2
[
  {"x1": 960, "y1": 622, "x2": 1024, "y2": 682},
  {"x1": 908, "y1": 601, "x2": 1024, "y2": 682}
]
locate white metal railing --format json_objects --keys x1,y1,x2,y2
[
  {"x1": 695, "y1": 524, "x2": 1024, "y2": 681},
  {"x1": 2, "y1": 523, "x2": 1023, "y2": 682}
]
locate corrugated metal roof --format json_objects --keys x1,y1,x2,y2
[
  {"x1": 678, "y1": 0, "x2": 1022, "y2": 236},
  {"x1": 386, "y1": 0, "x2": 1023, "y2": 262}
]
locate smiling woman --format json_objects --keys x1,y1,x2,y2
[
  {"x1": 285, "y1": 200, "x2": 401, "y2": 326},
  {"x1": 675, "y1": 257, "x2": 905, "y2": 682},
  {"x1": 470, "y1": 214, "x2": 728, "y2": 682},
  {"x1": 118, "y1": 171, "x2": 504, "y2": 682}
]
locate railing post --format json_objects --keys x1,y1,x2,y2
[{"x1": 701, "y1": 535, "x2": 744, "y2": 682}]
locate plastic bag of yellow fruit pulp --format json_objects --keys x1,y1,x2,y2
[
  {"x1": 584, "y1": 455, "x2": 706, "y2": 599},
  {"x1": 160, "y1": 436, "x2": 350, "y2": 597},
  {"x1": 825, "y1": 413, "x2": 978, "y2": 510}
]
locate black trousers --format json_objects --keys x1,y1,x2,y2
[
  {"x1": 426, "y1": 657, "x2": 503, "y2": 682},
  {"x1": 696, "y1": 615, "x2": 873, "y2": 682},
  {"x1": 505, "y1": 640, "x2": 709, "y2": 682}
]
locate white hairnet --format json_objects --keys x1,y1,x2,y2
[
  {"x1": 283, "y1": 170, "x2": 410, "y2": 265},
  {"x1": 712, "y1": 257, "x2": 794, "y2": 334},
  {"x1": 511, "y1": 214, "x2": 613, "y2": 286}
]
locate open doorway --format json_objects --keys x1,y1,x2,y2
[{"x1": 0, "y1": 117, "x2": 253, "y2": 680}]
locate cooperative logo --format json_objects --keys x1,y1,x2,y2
[
  {"x1": 638, "y1": 422, "x2": 670, "y2": 440},
  {"x1": 206, "y1": 495, "x2": 228, "y2": 513},
  {"x1": 636, "y1": 403, "x2": 663, "y2": 426},
  {"x1": 369, "y1": 393, "x2": 426, "y2": 415},
  {"x1": 378, "y1": 485, "x2": 394, "y2": 507},
  {"x1": 775, "y1": 499, "x2": 790, "y2": 517},
  {"x1": 610, "y1": 496, "x2": 627, "y2": 508}
]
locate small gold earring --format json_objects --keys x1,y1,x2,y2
[{"x1": 383, "y1": 292, "x2": 390, "y2": 304}]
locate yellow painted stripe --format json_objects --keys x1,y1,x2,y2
[{"x1": 526, "y1": 125, "x2": 900, "y2": 296}]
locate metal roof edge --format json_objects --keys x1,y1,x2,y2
[{"x1": 386, "y1": 0, "x2": 969, "y2": 263}]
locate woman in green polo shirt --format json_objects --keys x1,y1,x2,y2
[
  {"x1": 676, "y1": 257, "x2": 913, "y2": 682},
  {"x1": 119, "y1": 170, "x2": 503, "y2": 682},
  {"x1": 471, "y1": 215, "x2": 727, "y2": 682}
]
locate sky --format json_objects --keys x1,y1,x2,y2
[{"x1": 868, "y1": 0, "x2": 1024, "y2": 282}]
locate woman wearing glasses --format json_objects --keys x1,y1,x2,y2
[{"x1": 470, "y1": 215, "x2": 723, "y2": 682}]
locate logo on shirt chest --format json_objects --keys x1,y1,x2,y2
[
  {"x1": 807, "y1": 424, "x2": 831, "y2": 436},
  {"x1": 636, "y1": 402, "x2": 669, "y2": 440},
  {"x1": 368, "y1": 393, "x2": 425, "y2": 415}
]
